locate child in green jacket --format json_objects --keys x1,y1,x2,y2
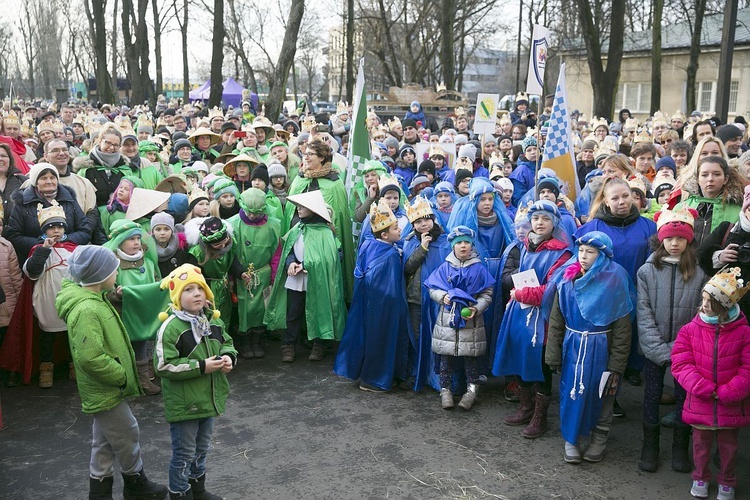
[
  {"x1": 55, "y1": 245, "x2": 167, "y2": 500},
  {"x1": 155, "y1": 264, "x2": 237, "y2": 499}
]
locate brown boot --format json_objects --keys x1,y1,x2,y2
[
  {"x1": 137, "y1": 361, "x2": 161, "y2": 395},
  {"x1": 39, "y1": 362, "x2": 54, "y2": 389},
  {"x1": 503, "y1": 384, "x2": 535, "y2": 426},
  {"x1": 68, "y1": 362, "x2": 77, "y2": 381},
  {"x1": 522, "y1": 392, "x2": 550, "y2": 439}
]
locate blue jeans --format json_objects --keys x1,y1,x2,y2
[{"x1": 169, "y1": 417, "x2": 215, "y2": 494}]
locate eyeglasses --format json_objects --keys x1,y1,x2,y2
[
  {"x1": 48, "y1": 148, "x2": 68, "y2": 155},
  {"x1": 303, "y1": 152, "x2": 317, "y2": 157},
  {"x1": 102, "y1": 139, "x2": 121, "y2": 149}
]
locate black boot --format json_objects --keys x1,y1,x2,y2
[
  {"x1": 236, "y1": 334, "x2": 254, "y2": 359},
  {"x1": 89, "y1": 476, "x2": 114, "y2": 500},
  {"x1": 189, "y1": 474, "x2": 223, "y2": 500},
  {"x1": 122, "y1": 468, "x2": 168, "y2": 499},
  {"x1": 250, "y1": 330, "x2": 265, "y2": 358},
  {"x1": 672, "y1": 422, "x2": 692, "y2": 472},
  {"x1": 169, "y1": 488, "x2": 194, "y2": 500},
  {"x1": 638, "y1": 423, "x2": 660, "y2": 472}
]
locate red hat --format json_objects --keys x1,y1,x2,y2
[{"x1": 654, "y1": 207, "x2": 698, "y2": 243}]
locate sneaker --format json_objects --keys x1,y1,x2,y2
[
  {"x1": 717, "y1": 485, "x2": 735, "y2": 500},
  {"x1": 504, "y1": 379, "x2": 520, "y2": 402},
  {"x1": 690, "y1": 480, "x2": 709, "y2": 499},
  {"x1": 359, "y1": 381, "x2": 386, "y2": 393},
  {"x1": 613, "y1": 399, "x2": 626, "y2": 418},
  {"x1": 661, "y1": 409, "x2": 677, "y2": 428},
  {"x1": 280, "y1": 344, "x2": 296, "y2": 363},
  {"x1": 564, "y1": 441, "x2": 581, "y2": 464}
]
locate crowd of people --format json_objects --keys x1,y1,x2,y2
[{"x1": 0, "y1": 93, "x2": 749, "y2": 500}]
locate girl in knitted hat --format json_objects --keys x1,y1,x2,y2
[
  {"x1": 103, "y1": 218, "x2": 162, "y2": 395},
  {"x1": 493, "y1": 200, "x2": 573, "y2": 437},
  {"x1": 544, "y1": 231, "x2": 635, "y2": 464},
  {"x1": 99, "y1": 176, "x2": 143, "y2": 234},
  {"x1": 151, "y1": 212, "x2": 197, "y2": 278},
  {"x1": 208, "y1": 177, "x2": 240, "y2": 220},
  {"x1": 350, "y1": 160, "x2": 386, "y2": 224},
  {"x1": 430, "y1": 181, "x2": 458, "y2": 229},
  {"x1": 636, "y1": 207, "x2": 706, "y2": 473},
  {"x1": 672, "y1": 267, "x2": 750, "y2": 500}
]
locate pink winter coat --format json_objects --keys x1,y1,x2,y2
[
  {"x1": 671, "y1": 313, "x2": 750, "y2": 429},
  {"x1": 0, "y1": 236, "x2": 23, "y2": 327}
]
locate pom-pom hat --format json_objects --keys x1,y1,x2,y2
[{"x1": 654, "y1": 207, "x2": 698, "y2": 243}]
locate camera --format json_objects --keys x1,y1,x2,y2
[{"x1": 736, "y1": 243, "x2": 750, "y2": 263}]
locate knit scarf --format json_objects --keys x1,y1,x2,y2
[
  {"x1": 304, "y1": 161, "x2": 333, "y2": 179},
  {"x1": 156, "y1": 235, "x2": 179, "y2": 262},
  {"x1": 117, "y1": 249, "x2": 143, "y2": 262},
  {"x1": 594, "y1": 204, "x2": 641, "y2": 227},
  {"x1": 172, "y1": 308, "x2": 212, "y2": 341},
  {"x1": 91, "y1": 147, "x2": 123, "y2": 169},
  {"x1": 477, "y1": 213, "x2": 498, "y2": 227},
  {"x1": 700, "y1": 304, "x2": 740, "y2": 324}
]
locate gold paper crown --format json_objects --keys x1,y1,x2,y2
[
  {"x1": 188, "y1": 188, "x2": 209, "y2": 206},
  {"x1": 600, "y1": 135, "x2": 620, "y2": 153},
  {"x1": 406, "y1": 195, "x2": 433, "y2": 223},
  {"x1": 387, "y1": 116, "x2": 401, "y2": 130},
  {"x1": 634, "y1": 127, "x2": 653, "y2": 144},
  {"x1": 628, "y1": 177, "x2": 647, "y2": 194},
  {"x1": 301, "y1": 115, "x2": 316, "y2": 133},
  {"x1": 591, "y1": 117, "x2": 609, "y2": 131},
  {"x1": 514, "y1": 200, "x2": 532, "y2": 223},
  {"x1": 526, "y1": 126, "x2": 538, "y2": 137},
  {"x1": 454, "y1": 106, "x2": 466, "y2": 118},
  {"x1": 655, "y1": 206, "x2": 695, "y2": 231},
  {"x1": 428, "y1": 145, "x2": 446, "y2": 158},
  {"x1": 52, "y1": 121, "x2": 65, "y2": 134},
  {"x1": 683, "y1": 123, "x2": 695, "y2": 141},
  {"x1": 670, "y1": 110, "x2": 685, "y2": 122},
  {"x1": 498, "y1": 113, "x2": 511, "y2": 125},
  {"x1": 652, "y1": 110, "x2": 668, "y2": 126},
  {"x1": 114, "y1": 115, "x2": 131, "y2": 129},
  {"x1": 84, "y1": 117, "x2": 104, "y2": 136},
  {"x1": 208, "y1": 107, "x2": 224, "y2": 120},
  {"x1": 378, "y1": 173, "x2": 400, "y2": 194},
  {"x1": 37, "y1": 200, "x2": 66, "y2": 227},
  {"x1": 137, "y1": 116, "x2": 154, "y2": 131},
  {"x1": 3, "y1": 111, "x2": 19, "y2": 126},
  {"x1": 577, "y1": 113, "x2": 588, "y2": 124},
  {"x1": 704, "y1": 267, "x2": 749, "y2": 309},
  {"x1": 375, "y1": 124, "x2": 389, "y2": 137},
  {"x1": 624, "y1": 117, "x2": 640, "y2": 131},
  {"x1": 336, "y1": 101, "x2": 348, "y2": 115},
  {"x1": 369, "y1": 197, "x2": 397, "y2": 233},
  {"x1": 37, "y1": 121, "x2": 55, "y2": 133},
  {"x1": 489, "y1": 166, "x2": 505, "y2": 180},
  {"x1": 489, "y1": 151, "x2": 504, "y2": 167},
  {"x1": 20, "y1": 121, "x2": 34, "y2": 137}
]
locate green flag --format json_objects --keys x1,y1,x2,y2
[{"x1": 345, "y1": 59, "x2": 370, "y2": 237}]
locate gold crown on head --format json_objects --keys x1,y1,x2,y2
[
  {"x1": 3, "y1": 110, "x2": 20, "y2": 126},
  {"x1": 188, "y1": 188, "x2": 209, "y2": 206},
  {"x1": 526, "y1": 126, "x2": 538, "y2": 137},
  {"x1": 670, "y1": 110, "x2": 685, "y2": 122},
  {"x1": 704, "y1": 267, "x2": 749, "y2": 309},
  {"x1": 20, "y1": 121, "x2": 34, "y2": 137},
  {"x1": 652, "y1": 110, "x2": 667, "y2": 126},
  {"x1": 489, "y1": 151, "x2": 504, "y2": 167},
  {"x1": 489, "y1": 166, "x2": 505, "y2": 180},
  {"x1": 428, "y1": 145, "x2": 446, "y2": 158},
  {"x1": 37, "y1": 200, "x2": 66, "y2": 227},
  {"x1": 406, "y1": 195, "x2": 433, "y2": 223},
  {"x1": 624, "y1": 117, "x2": 640, "y2": 131},
  {"x1": 387, "y1": 116, "x2": 401, "y2": 130},
  {"x1": 498, "y1": 112, "x2": 511, "y2": 125},
  {"x1": 336, "y1": 101, "x2": 349, "y2": 115},
  {"x1": 454, "y1": 106, "x2": 466, "y2": 118},
  {"x1": 369, "y1": 197, "x2": 397, "y2": 233},
  {"x1": 591, "y1": 117, "x2": 609, "y2": 131},
  {"x1": 52, "y1": 121, "x2": 65, "y2": 133},
  {"x1": 208, "y1": 107, "x2": 224, "y2": 120},
  {"x1": 628, "y1": 177, "x2": 647, "y2": 194},
  {"x1": 378, "y1": 173, "x2": 400, "y2": 194},
  {"x1": 301, "y1": 115, "x2": 316, "y2": 133},
  {"x1": 37, "y1": 121, "x2": 55, "y2": 133},
  {"x1": 514, "y1": 200, "x2": 533, "y2": 223},
  {"x1": 634, "y1": 127, "x2": 653, "y2": 144},
  {"x1": 137, "y1": 116, "x2": 154, "y2": 130}
]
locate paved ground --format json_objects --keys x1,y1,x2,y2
[{"x1": 1, "y1": 342, "x2": 748, "y2": 500}]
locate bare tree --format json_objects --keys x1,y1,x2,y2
[
  {"x1": 208, "y1": 0, "x2": 225, "y2": 107},
  {"x1": 266, "y1": 0, "x2": 305, "y2": 120},
  {"x1": 225, "y1": 0, "x2": 259, "y2": 93},
  {"x1": 86, "y1": 0, "x2": 115, "y2": 104},
  {"x1": 572, "y1": 0, "x2": 627, "y2": 119},
  {"x1": 172, "y1": 0, "x2": 190, "y2": 102},
  {"x1": 18, "y1": 2, "x2": 38, "y2": 98},
  {"x1": 122, "y1": 0, "x2": 154, "y2": 105}
]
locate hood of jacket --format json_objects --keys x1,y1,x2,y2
[{"x1": 56, "y1": 279, "x2": 104, "y2": 322}]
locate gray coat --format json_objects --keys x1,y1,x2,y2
[
  {"x1": 428, "y1": 253, "x2": 493, "y2": 357},
  {"x1": 636, "y1": 253, "x2": 707, "y2": 366}
]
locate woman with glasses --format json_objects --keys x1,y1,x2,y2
[{"x1": 73, "y1": 127, "x2": 135, "y2": 208}]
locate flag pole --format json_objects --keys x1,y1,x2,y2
[{"x1": 533, "y1": 91, "x2": 543, "y2": 200}]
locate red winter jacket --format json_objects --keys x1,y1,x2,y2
[
  {"x1": 671, "y1": 313, "x2": 750, "y2": 429},
  {"x1": 513, "y1": 237, "x2": 571, "y2": 307}
]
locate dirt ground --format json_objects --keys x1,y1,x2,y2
[{"x1": 1, "y1": 342, "x2": 748, "y2": 500}]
